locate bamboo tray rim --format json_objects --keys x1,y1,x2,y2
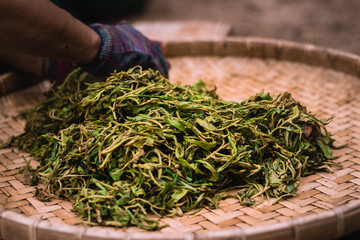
[{"x1": 163, "y1": 36, "x2": 360, "y2": 78}]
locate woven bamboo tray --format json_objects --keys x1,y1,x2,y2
[{"x1": 0, "y1": 37, "x2": 359, "y2": 240}]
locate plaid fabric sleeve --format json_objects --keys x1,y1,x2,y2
[
  {"x1": 47, "y1": 58, "x2": 74, "y2": 84},
  {"x1": 79, "y1": 21, "x2": 169, "y2": 77}
]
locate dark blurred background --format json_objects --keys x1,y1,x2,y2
[
  {"x1": 129, "y1": 0, "x2": 360, "y2": 54},
  {"x1": 52, "y1": 0, "x2": 360, "y2": 54}
]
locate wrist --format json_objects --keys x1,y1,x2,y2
[
  {"x1": 77, "y1": 26, "x2": 101, "y2": 64},
  {"x1": 78, "y1": 24, "x2": 114, "y2": 75}
]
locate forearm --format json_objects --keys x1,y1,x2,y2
[
  {"x1": 0, "y1": 0, "x2": 100, "y2": 64},
  {"x1": 0, "y1": 2, "x2": 168, "y2": 83},
  {"x1": 0, "y1": 51, "x2": 44, "y2": 77}
]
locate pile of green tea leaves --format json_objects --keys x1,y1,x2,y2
[{"x1": 12, "y1": 66, "x2": 340, "y2": 230}]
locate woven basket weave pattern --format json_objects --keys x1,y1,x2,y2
[{"x1": 0, "y1": 38, "x2": 359, "y2": 240}]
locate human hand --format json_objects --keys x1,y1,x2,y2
[
  {"x1": 79, "y1": 21, "x2": 169, "y2": 77},
  {"x1": 48, "y1": 21, "x2": 169, "y2": 84}
]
